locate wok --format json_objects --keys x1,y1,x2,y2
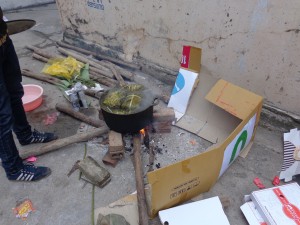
[
  {"x1": 99, "y1": 87, "x2": 158, "y2": 133},
  {"x1": 6, "y1": 19, "x2": 36, "y2": 35}
]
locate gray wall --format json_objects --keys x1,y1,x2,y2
[
  {"x1": 57, "y1": 0, "x2": 300, "y2": 114},
  {"x1": 1, "y1": 0, "x2": 54, "y2": 10}
]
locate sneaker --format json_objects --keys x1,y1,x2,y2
[
  {"x1": 19, "y1": 129, "x2": 58, "y2": 146},
  {"x1": 7, "y1": 163, "x2": 51, "y2": 181}
]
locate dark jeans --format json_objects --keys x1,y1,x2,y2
[{"x1": 0, "y1": 37, "x2": 32, "y2": 174}]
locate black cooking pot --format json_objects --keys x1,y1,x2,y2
[{"x1": 99, "y1": 87, "x2": 158, "y2": 133}]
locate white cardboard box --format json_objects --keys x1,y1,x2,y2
[
  {"x1": 158, "y1": 196, "x2": 230, "y2": 225},
  {"x1": 240, "y1": 201, "x2": 266, "y2": 225},
  {"x1": 250, "y1": 183, "x2": 300, "y2": 225}
]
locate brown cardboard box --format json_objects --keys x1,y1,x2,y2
[{"x1": 147, "y1": 67, "x2": 263, "y2": 217}]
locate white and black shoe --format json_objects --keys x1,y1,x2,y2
[
  {"x1": 19, "y1": 129, "x2": 58, "y2": 146},
  {"x1": 7, "y1": 163, "x2": 51, "y2": 181}
]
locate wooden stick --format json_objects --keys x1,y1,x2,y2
[
  {"x1": 101, "y1": 60, "x2": 125, "y2": 86},
  {"x1": 90, "y1": 70, "x2": 118, "y2": 86},
  {"x1": 90, "y1": 65, "x2": 115, "y2": 79},
  {"x1": 20, "y1": 126, "x2": 109, "y2": 159},
  {"x1": 31, "y1": 51, "x2": 117, "y2": 87},
  {"x1": 83, "y1": 89, "x2": 103, "y2": 99},
  {"x1": 55, "y1": 103, "x2": 106, "y2": 128},
  {"x1": 22, "y1": 69, "x2": 109, "y2": 100},
  {"x1": 57, "y1": 41, "x2": 139, "y2": 70},
  {"x1": 21, "y1": 69, "x2": 60, "y2": 85},
  {"x1": 101, "y1": 60, "x2": 134, "y2": 81},
  {"x1": 57, "y1": 47, "x2": 112, "y2": 74},
  {"x1": 32, "y1": 53, "x2": 48, "y2": 63},
  {"x1": 89, "y1": 74, "x2": 115, "y2": 88},
  {"x1": 26, "y1": 45, "x2": 59, "y2": 59},
  {"x1": 133, "y1": 135, "x2": 149, "y2": 225}
]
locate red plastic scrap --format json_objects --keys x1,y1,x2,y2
[
  {"x1": 272, "y1": 176, "x2": 280, "y2": 186},
  {"x1": 253, "y1": 177, "x2": 265, "y2": 189},
  {"x1": 43, "y1": 112, "x2": 59, "y2": 125}
]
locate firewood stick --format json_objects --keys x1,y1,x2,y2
[
  {"x1": 84, "y1": 89, "x2": 103, "y2": 99},
  {"x1": 55, "y1": 103, "x2": 106, "y2": 128},
  {"x1": 57, "y1": 41, "x2": 139, "y2": 70},
  {"x1": 26, "y1": 45, "x2": 59, "y2": 59},
  {"x1": 20, "y1": 126, "x2": 109, "y2": 159},
  {"x1": 21, "y1": 69, "x2": 61, "y2": 85},
  {"x1": 57, "y1": 47, "x2": 121, "y2": 81},
  {"x1": 101, "y1": 60, "x2": 134, "y2": 81},
  {"x1": 89, "y1": 73, "x2": 116, "y2": 88},
  {"x1": 22, "y1": 69, "x2": 108, "y2": 100},
  {"x1": 57, "y1": 47, "x2": 112, "y2": 74},
  {"x1": 101, "y1": 60, "x2": 125, "y2": 86},
  {"x1": 90, "y1": 70, "x2": 118, "y2": 84},
  {"x1": 89, "y1": 65, "x2": 115, "y2": 79},
  {"x1": 31, "y1": 52, "x2": 116, "y2": 87},
  {"x1": 32, "y1": 53, "x2": 49, "y2": 63},
  {"x1": 57, "y1": 42, "x2": 135, "y2": 81},
  {"x1": 133, "y1": 135, "x2": 149, "y2": 225}
]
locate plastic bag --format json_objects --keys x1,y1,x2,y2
[{"x1": 42, "y1": 56, "x2": 84, "y2": 80}]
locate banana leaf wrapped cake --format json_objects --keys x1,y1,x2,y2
[{"x1": 101, "y1": 84, "x2": 152, "y2": 115}]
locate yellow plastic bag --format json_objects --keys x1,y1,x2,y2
[{"x1": 42, "y1": 56, "x2": 84, "y2": 80}]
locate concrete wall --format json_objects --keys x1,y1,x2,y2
[
  {"x1": 56, "y1": 0, "x2": 300, "y2": 114},
  {"x1": 1, "y1": 0, "x2": 54, "y2": 11}
]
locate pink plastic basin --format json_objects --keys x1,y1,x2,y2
[{"x1": 22, "y1": 84, "x2": 43, "y2": 112}]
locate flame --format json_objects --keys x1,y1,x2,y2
[{"x1": 140, "y1": 128, "x2": 146, "y2": 136}]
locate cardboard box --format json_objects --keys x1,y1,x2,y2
[
  {"x1": 158, "y1": 196, "x2": 230, "y2": 225},
  {"x1": 147, "y1": 66, "x2": 263, "y2": 217},
  {"x1": 250, "y1": 182, "x2": 300, "y2": 225},
  {"x1": 240, "y1": 201, "x2": 267, "y2": 225}
]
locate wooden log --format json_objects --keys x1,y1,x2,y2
[
  {"x1": 57, "y1": 47, "x2": 113, "y2": 74},
  {"x1": 26, "y1": 45, "x2": 59, "y2": 59},
  {"x1": 90, "y1": 65, "x2": 115, "y2": 79},
  {"x1": 56, "y1": 103, "x2": 106, "y2": 128},
  {"x1": 90, "y1": 74, "x2": 115, "y2": 88},
  {"x1": 57, "y1": 41, "x2": 140, "y2": 70},
  {"x1": 101, "y1": 60, "x2": 134, "y2": 81},
  {"x1": 22, "y1": 69, "x2": 106, "y2": 101},
  {"x1": 89, "y1": 70, "x2": 118, "y2": 85},
  {"x1": 84, "y1": 89, "x2": 103, "y2": 99},
  {"x1": 31, "y1": 51, "x2": 116, "y2": 88},
  {"x1": 32, "y1": 53, "x2": 48, "y2": 63},
  {"x1": 101, "y1": 60, "x2": 125, "y2": 86},
  {"x1": 20, "y1": 126, "x2": 109, "y2": 159},
  {"x1": 133, "y1": 135, "x2": 149, "y2": 225},
  {"x1": 21, "y1": 69, "x2": 60, "y2": 86}
]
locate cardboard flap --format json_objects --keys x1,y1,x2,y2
[
  {"x1": 205, "y1": 80, "x2": 263, "y2": 120},
  {"x1": 175, "y1": 68, "x2": 241, "y2": 144}
]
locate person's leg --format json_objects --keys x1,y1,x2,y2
[
  {"x1": 0, "y1": 39, "x2": 24, "y2": 175},
  {"x1": 2, "y1": 38, "x2": 31, "y2": 137},
  {"x1": 0, "y1": 38, "x2": 51, "y2": 181},
  {"x1": 3, "y1": 38, "x2": 57, "y2": 145}
]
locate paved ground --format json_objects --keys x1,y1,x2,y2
[{"x1": 0, "y1": 4, "x2": 298, "y2": 225}]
